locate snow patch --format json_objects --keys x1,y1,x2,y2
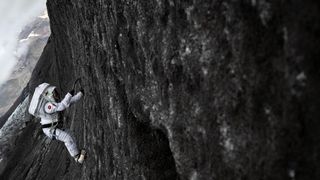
[
  {"x1": 185, "y1": 47, "x2": 191, "y2": 54},
  {"x1": 218, "y1": 120, "x2": 236, "y2": 164},
  {"x1": 190, "y1": 170, "x2": 198, "y2": 180},
  {"x1": 251, "y1": 0, "x2": 257, "y2": 6},
  {"x1": 220, "y1": 121, "x2": 234, "y2": 152},
  {"x1": 258, "y1": 0, "x2": 272, "y2": 26},
  {"x1": 29, "y1": 31, "x2": 41, "y2": 38},
  {"x1": 38, "y1": 11, "x2": 48, "y2": 19},
  {"x1": 202, "y1": 67, "x2": 208, "y2": 76},
  {"x1": 264, "y1": 107, "x2": 271, "y2": 115},
  {"x1": 296, "y1": 72, "x2": 307, "y2": 82},
  {"x1": 117, "y1": 115, "x2": 122, "y2": 128},
  {"x1": 185, "y1": 6, "x2": 194, "y2": 21},
  {"x1": 288, "y1": 169, "x2": 295, "y2": 179}
]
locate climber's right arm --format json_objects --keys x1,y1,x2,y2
[{"x1": 70, "y1": 91, "x2": 83, "y2": 104}]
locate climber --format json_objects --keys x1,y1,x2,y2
[{"x1": 28, "y1": 82, "x2": 86, "y2": 164}]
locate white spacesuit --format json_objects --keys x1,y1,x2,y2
[{"x1": 29, "y1": 83, "x2": 86, "y2": 164}]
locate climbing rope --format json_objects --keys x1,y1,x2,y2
[{"x1": 72, "y1": 78, "x2": 83, "y2": 91}]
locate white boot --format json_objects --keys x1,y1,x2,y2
[{"x1": 74, "y1": 149, "x2": 86, "y2": 164}]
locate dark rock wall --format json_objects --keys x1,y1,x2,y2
[{"x1": 1, "y1": 0, "x2": 320, "y2": 179}]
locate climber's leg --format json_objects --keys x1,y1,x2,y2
[
  {"x1": 42, "y1": 128, "x2": 85, "y2": 163},
  {"x1": 54, "y1": 128, "x2": 80, "y2": 157}
]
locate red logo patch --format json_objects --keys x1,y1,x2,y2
[{"x1": 48, "y1": 105, "x2": 51, "y2": 110}]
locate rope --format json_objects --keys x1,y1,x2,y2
[
  {"x1": 72, "y1": 78, "x2": 82, "y2": 91},
  {"x1": 49, "y1": 121, "x2": 59, "y2": 140}
]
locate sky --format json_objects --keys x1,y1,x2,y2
[{"x1": 0, "y1": 0, "x2": 46, "y2": 86}]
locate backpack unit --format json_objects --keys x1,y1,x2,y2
[{"x1": 29, "y1": 83, "x2": 53, "y2": 118}]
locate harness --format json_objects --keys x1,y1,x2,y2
[
  {"x1": 41, "y1": 121, "x2": 63, "y2": 140},
  {"x1": 41, "y1": 121, "x2": 59, "y2": 128}
]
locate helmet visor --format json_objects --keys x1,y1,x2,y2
[{"x1": 53, "y1": 89, "x2": 60, "y2": 101}]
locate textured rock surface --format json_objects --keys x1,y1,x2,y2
[
  {"x1": 0, "y1": 95, "x2": 30, "y2": 174},
  {"x1": 1, "y1": 0, "x2": 320, "y2": 179}
]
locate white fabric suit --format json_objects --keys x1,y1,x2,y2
[{"x1": 41, "y1": 92, "x2": 83, "y2": 157}]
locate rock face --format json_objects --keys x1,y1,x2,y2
[
  {"x1": 0, "y1": 95, "x2": 30, "y2": 174},
  {"x1": 1, "y1": 0, "x2": 320, "y2": 179}
]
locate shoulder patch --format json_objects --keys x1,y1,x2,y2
[{"x1": 44, "y1": 102, "x2": 56, "y2": 113}]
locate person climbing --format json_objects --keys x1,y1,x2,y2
[{"x1": 28, "y1": 81, "x2": 86, "y2": 164}]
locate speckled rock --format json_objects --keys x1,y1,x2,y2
[{"x1": 1, "y1": 0, "x2": 320, "y2": 179}]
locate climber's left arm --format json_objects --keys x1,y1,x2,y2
[{"x1": 44, "y1": 92, "x2": 73, "y2": 114}]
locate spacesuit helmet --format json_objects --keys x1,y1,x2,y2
[{"x1": 44, "y1": 86, "x2": 60, "y2": 102}]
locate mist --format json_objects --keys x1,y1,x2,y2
[{"x1": 0, "y1": 0, "x2": 46, "y2": 86}]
